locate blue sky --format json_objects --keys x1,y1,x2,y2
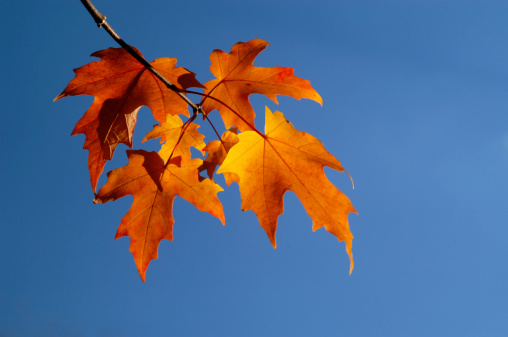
[{"x1": 1, "y1": 0, "x2": 508, "y2": 336}]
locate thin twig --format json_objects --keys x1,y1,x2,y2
[
  {"x1": 79, "y1": 0, "x2": 202, "y2": 115},
  {"x1": 184, "y1": 89, "x2": 265, "y2": 137},
  {"x1": 204, "y1": 114, "x2": 224, "y2": 146}
]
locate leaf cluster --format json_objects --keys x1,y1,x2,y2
[{"x1": 55, "y1": 38, "x2": 356, "y2": 281}]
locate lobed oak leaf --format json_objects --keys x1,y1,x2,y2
[
  {"x1": 217, "y1": 107, "x2": 356, "y2": 273},
  {"x1": 55, "y1": 47, "x2": 203, "y2": 192},
  {"x1": 143, "y1": 114, "x2": 206, "y2": 161},
  {"x1": 93, "y1": 150, "x2": 224, "y2": 281},
  {"x1": 201, "y1": 39, "x2": 322, "y2": 131},
  {"x1": 199, "y1": 128, "x2": 239, "y2": 179}
]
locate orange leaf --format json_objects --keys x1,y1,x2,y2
[
  {"x1": 201, "y1": 39, "x2": 322, "y2": 131},
  {"x1": 55, "y1": 47, "x2": 203, "y2": 192},
  {"x1": 217, "y1": 107, "x2": 356, "y2": 273},
  {"x1": 94, "y1": 150, "x2": 224, "y2": 281},
  {"x1": 199, "y1": 128, "x2": 239, "y2": 179},
  {"x1": 143, "y1": 114, "x2": 206, "y2": 160}
]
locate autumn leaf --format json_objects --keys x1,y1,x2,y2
[
  {"x1": 143, "y1": 114, "x2": 206, "y2": 160},
  {"x1": 199, "y1": 128, "x2": 239, "y2": 179},
  {"x1": 217, "y1": 107, "x2": 357, "y2": 273},
  {"x1": 93, "y1": 150, "x2": 225, "y2": 281},
  {"x1": 55, "y1": 47, "x2": 203, "y2": 192},
  {"x1": 201, "y1": 39, "x2": 322, "y2": 131}
]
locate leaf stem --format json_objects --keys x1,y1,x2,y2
[
  {"x1": 79, "y1": 0, "x2": 201, "y2": 114},
  {"x1": 203, "y1": 114, "x2": 224, "y2": 145}
]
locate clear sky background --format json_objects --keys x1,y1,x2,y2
[{"x1": 1, "y1": 0, "x2": 507, "y2": 336}]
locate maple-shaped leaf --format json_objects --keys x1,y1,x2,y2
[
  {"x1": 217, "y1": 107, "x2": 356, "y2": 273},
  {"x1": 199, "y1": 128, "x2": 239, "y2": 179},
  {"x1": 201, "y1": 39, "x2": 322, "y2": 131},
  {"x1": 143, "y1": 114, "x2": 206, "y2": 160},
  {"x1": 94, "y1": 150, "x2": 224, "y2": 281},
  {"x1": 55, "y1": 47, "x2": 203, "y2": 192}
]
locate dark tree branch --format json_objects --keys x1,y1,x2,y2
[{"x1": 79, "y1": 0, "x2": 203, "y2": 116}]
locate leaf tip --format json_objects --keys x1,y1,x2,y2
[
  {"x1": 346, "y1": 240, "x2": 354, "y2": 275},
  {"x1": 269, "y1": 235, "x2": 277, "y2": 249},
  {"x1": 136, "y1": 259, "x2": 149, "y2": 282},
  {"x1": 314, "y1": 92, "x2": 323, "y2": 106},
  {"x1": 53, "y1": 92, "x2": 66, "y2": 102}
]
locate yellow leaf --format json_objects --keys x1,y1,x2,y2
[{"x1": 218, "y1": 107, "x2": 356, "y2": 273}]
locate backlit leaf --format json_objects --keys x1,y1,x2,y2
[
  {"x1": 201, "y1": 39, "x2": 322, "y2": 131},
  {"x1": 218, "y1": 107, "x2": 356, "y2": 272},
  {"x1": 94, "y1": 150, "x2": 224, "y2": 281},
  {"x1": 55, "y1": 47, "x2": 203, "y2": 192}
]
